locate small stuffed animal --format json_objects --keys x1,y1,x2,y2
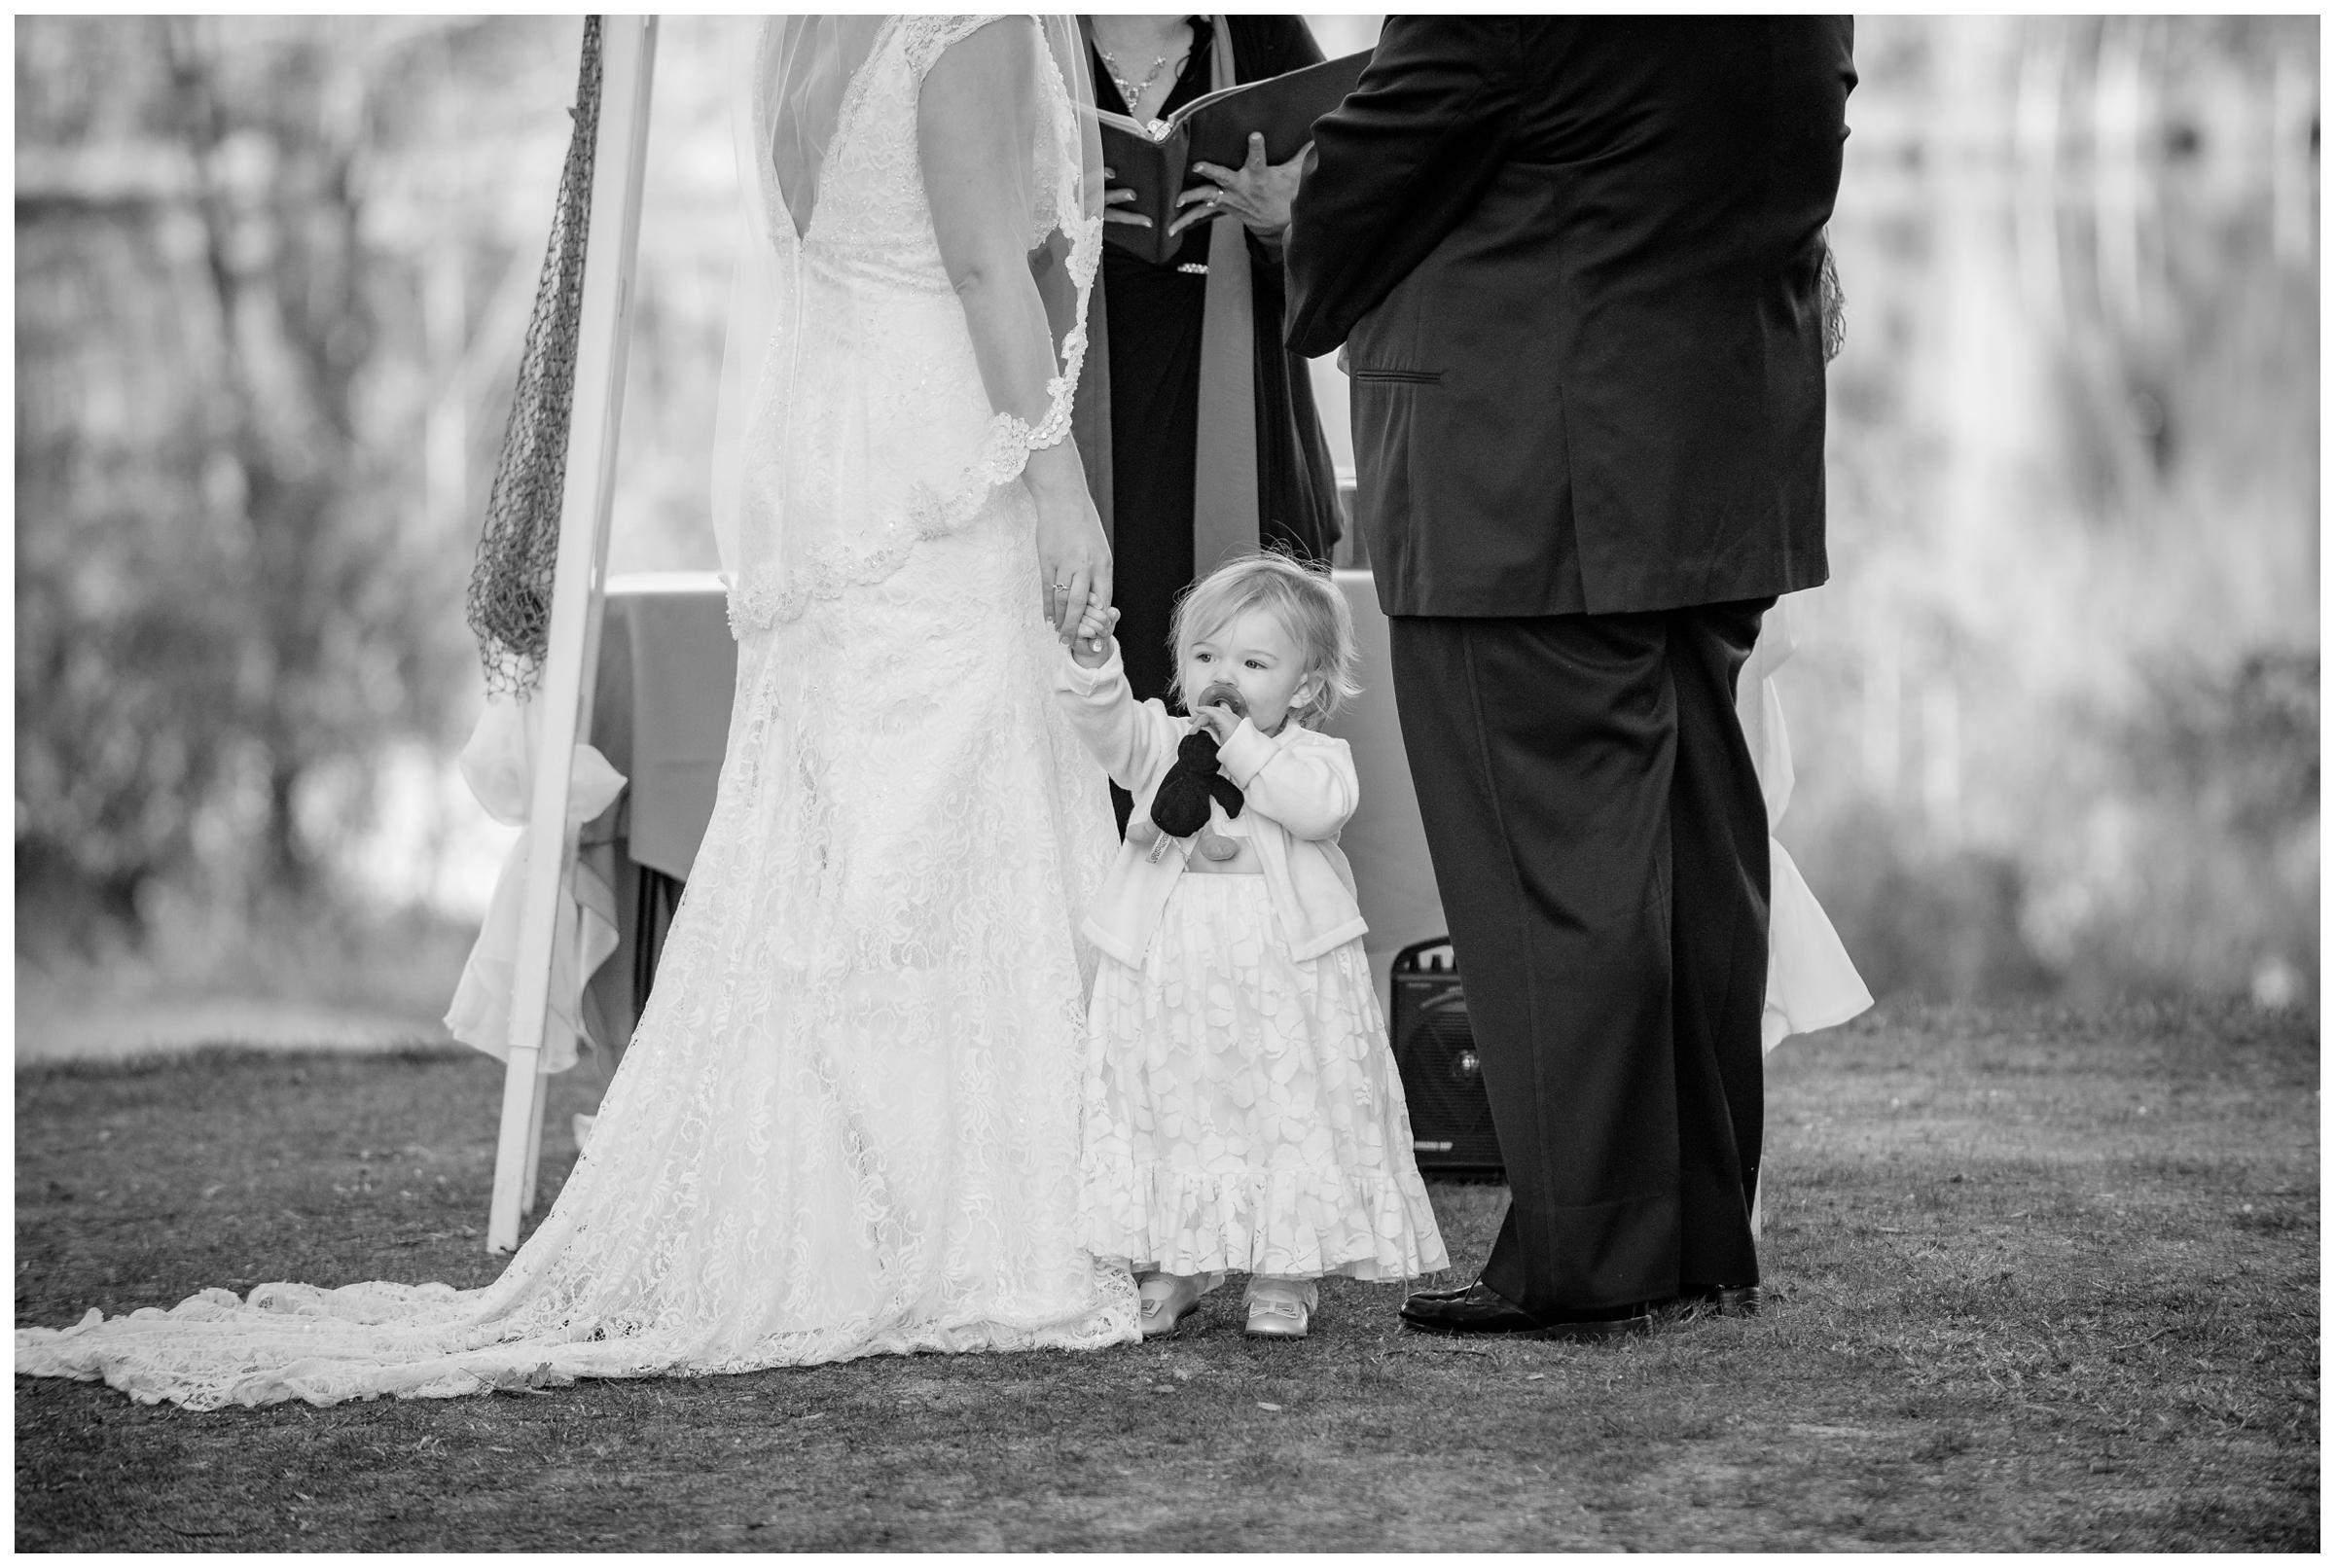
[
  {"x1": 1134, "y1": 682, "x2": 1247, "y2": 863},
  {"x1": 1151, "y1": 729, "x2": 1244, "y2": 837}
]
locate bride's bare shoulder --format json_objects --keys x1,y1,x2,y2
[{"x1": 898, "y1": 16, "x2": 1032, "y2": 77}]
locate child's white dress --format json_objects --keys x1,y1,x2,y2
[{"x1": 1080, "y1": 800, "x2": 1451, "y2": 1283}]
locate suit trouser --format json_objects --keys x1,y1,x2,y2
[{"x1": 1388, "y1": 601, "x2": 1772, "y2": 1315}]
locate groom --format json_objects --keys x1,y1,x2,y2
[{"x1": 1286, "y1": 18, "x2": 1854, "y2": 1337}]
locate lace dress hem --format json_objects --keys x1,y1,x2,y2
[{"x1": 1082, "y1": 1160, "x2": 1451, "y2": 1283}]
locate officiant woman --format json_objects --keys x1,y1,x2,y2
[{"x1": 1076, "y1": 15, "x2": 1343, "y2": 823}]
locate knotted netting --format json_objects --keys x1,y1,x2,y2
[
  {"x1": 1819, "y1": 229, "x2": 1847, "y2": 363},
  {"x1": 466, "y1": 16, "x2": 603, "y2": 696}
]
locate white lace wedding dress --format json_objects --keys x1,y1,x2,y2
[{"x1": 16, "y1": 15, "x2": 1140, "y2": 1409}]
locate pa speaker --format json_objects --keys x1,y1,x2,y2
[{"x1": 1389, "y1": 937, "x2": 1503, "y2": 1181}]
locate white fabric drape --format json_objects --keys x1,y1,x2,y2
[
  {"x1": 1742, "y1": 594, "x2": 1875, "y2": 1053},
  {"x1": 442, "y1": 692, "x2": 627, "y2": 1075}
]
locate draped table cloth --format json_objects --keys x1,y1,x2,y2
[
  {"x1": 573, "y1": 573, "x2": 737, "y2": 1075},
  {"x1": 445, "y1": 572, "x2": 736, "y2": 1080}
]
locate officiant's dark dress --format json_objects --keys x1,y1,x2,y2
[{"x1": 1082, "y1": 16, "x2": 1343, "y2": 712}]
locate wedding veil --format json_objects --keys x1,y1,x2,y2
[{"x1": 709, "y1": 16, "x2": 1106, "y2": 634}]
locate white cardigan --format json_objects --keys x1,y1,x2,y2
[{"x1": 1053, "y1": 643, "x2": 1369, "y2": 968}]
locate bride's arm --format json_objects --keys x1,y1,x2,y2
[{"x1": 917, "y1": 18, "x2": 1110, "y2": 640}]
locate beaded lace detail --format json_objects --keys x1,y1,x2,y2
[{"x1": 725, "y1": 16, "x2": 1098, "y2": 639}]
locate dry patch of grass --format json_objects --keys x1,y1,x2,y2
[{"x1": 15, "y1": 1000, "x2": 2317, "y2": 1550}]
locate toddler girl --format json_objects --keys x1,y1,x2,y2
[{"x1": 1056, "y1": 552, "x2": 1448, "y2": 1338}]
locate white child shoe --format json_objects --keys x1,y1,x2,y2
[
  {"x1": 1137, "y1": 1271, "x2": 1224, "y2": 1338},
  {"x1": 1243, "y1": 1276, "x2": 1319, "y2": 1339}
]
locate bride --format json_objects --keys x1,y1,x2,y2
[{"x1": 17, "y1": 15, "x2": 1144, "y2": 1408}]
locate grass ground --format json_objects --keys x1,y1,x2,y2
[{"x1": 15, "y1": 1000, "x2": 2318, "y2": 1551}]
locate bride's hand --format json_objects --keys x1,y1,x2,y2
[
  {"x1": 1028, "y1": 449, "x2": 1112, "y2": 641},
  {"x1": 1070, "y1": 607, "x2": 1121, "y2": 668}
]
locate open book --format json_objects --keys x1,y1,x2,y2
[{"x1": 1097, "y1": 49, "x2": 1372, "y2": 267}]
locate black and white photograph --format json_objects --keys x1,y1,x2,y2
[{"x1": 14, "y1": 11, "x2": 2317, "y2": 1551}]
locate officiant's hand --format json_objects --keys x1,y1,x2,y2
[
  {"x1": 1101, "y1": 167, "x2": 1152, "y2": 230},
  {"x1": 1175, "y1": 133, "x2": 1308, "y2": 239}
]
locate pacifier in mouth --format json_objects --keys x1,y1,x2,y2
[{"x1": 1195, "y1": 681, "x2": 1246, "y2": 720}]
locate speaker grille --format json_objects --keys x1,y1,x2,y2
[{"x1": 1389, "y1": 942, "x2": 1503, "y2": 1180}]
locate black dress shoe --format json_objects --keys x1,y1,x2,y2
[
  {"x1": 1399, "y1": 1281, "x2": 1654, "y2": 1341},
  {"x1": 1670, "y1": 1283, "x2": 1761, "y2": 1318},
  {"x1": 1402, "y1": 1281, "x2": 1477, "y2": 1305}
]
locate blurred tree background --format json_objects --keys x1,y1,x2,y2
[
  {"x1": 12, "y1": 16, "x2": 2318, "y2": 1041},
  {"x1": 14, "y1": 16, "x2": 664, "y2": 1023},
  {"x1": 1793, "y1": 15, "x2": 2318, "y2": 1010}
]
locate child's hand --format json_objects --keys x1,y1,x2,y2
[
  {"x1": 1192, "y1": 703, "x2": 1241, "y2": 743},
  {"x1": 1070, "y1": 606, "x2": 1120, "y2": 668},
  {"x1": 1074, "y1": 593, "x2": 1114, "y2": 643}
]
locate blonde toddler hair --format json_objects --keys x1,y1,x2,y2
[{"x1": 1168, "y1": 550, "x2": 1362, "y2": 728}]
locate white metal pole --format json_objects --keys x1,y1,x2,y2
[
  {"x1": 521, "y1": 1058, "x2": 552, "y2": 1219},
  {"x1": 487, "y1": 15, "x2": 659, "y2": 1254}
]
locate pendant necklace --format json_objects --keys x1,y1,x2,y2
[{"x1": 1096, "y1": 37, "x2": 1177, "y2": 133}]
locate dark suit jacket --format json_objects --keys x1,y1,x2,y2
[{"x1": 1286, "y1": 18, "x2": 1854, "y2": 618}]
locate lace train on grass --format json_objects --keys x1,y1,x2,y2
[{"x1": 17, "y1": 502, "x2": 1139, "y2": 1408}]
